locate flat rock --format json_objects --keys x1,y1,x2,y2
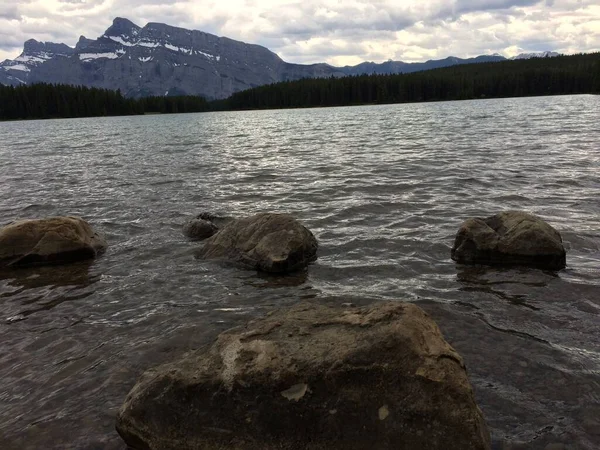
[
  {"x1": 196, "y1": 213, "x2": 318, "y2": 273},
  {"x1": 116, "y1": 300, "x2": 491, "y2": 450},
  {"x1": 0, "y1": 216, "x2": 107, "y2": 268},
  {"x1": 451, "y1": 211, "x2": 566, "y2": 270}
]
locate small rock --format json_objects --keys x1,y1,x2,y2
[
  {"x1": 182, "y1": 218, "x2": 218, "y2": 240},
  {"x1": 196, "y1": 213, "x2": 318, "y2": 273},
  {"x1": 451, "y1": 211, "x2": 566, "y2": 270}
]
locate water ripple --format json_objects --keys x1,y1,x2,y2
[{"x1": 0, "y1": 95, "x2": 599, "y2": 449}]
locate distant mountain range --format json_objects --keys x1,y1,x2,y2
[{"x1": 0, "y1": 17, "x2": 561, "y2": 99}]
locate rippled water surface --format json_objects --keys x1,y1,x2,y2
[{"x1": 1, "y1": 96, "x2": 599, "y2": 449}]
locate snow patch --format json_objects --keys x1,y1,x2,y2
[
  {"x1": 5, "y1": 64, "x2": 30, "y2": 72},
  {"x1": 138, "y1": 41, "x2": 161, "y2": 48},
  {"x1": 107, "y1": 35, "x2": 134, "y2": 47},
  {"x1": 196, "y1": 50, "x2": 219, "y2": 60},
  {"x1": 15, "y1": 55, "x2": 46, "y2": 63},
  {"x1": 79, "y1": 52, "x2": 119, "y2": 61},
  {"x1": 165, "y1": 43, "x2": 194, "y2": 55},
  {"x1": 511, "y1": 51, "x2": 560, "y2": 60},
  {"x1": 116, "y1": 48, "x2": 126, "y2": 55},
  {"x1": 139, "y1": 56, "x2": 153, "y2": 62}
]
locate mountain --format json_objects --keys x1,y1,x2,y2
[
  {"x1": 0, "y1": 17, "x2": 560, "y2": 99},
  {"x1": 0, "y1": 18, "x2": 342, "y2": 99},
  {"x1": 511, "y1": 51, "x2": 560, "y2": 60},
  {"x1": 337, "y1": 55, "x2": 507, "y2": 76},
  {"x1": 0, "y1": 40, "x2": 74, "y2": 86}
]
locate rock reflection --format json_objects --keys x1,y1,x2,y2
[
  {"x1": 455, "y1": 265, "x2": 557, "y2": 310},
  {"x1": 246, "y1": 269, "x2": 310, "y2": 289},
  {"x1": 1, "y1": 260, "x2": 99, "y2": 321}
]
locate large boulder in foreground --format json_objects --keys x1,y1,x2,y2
[
  {"x1": 116, "y1": 301, "x2": 491, "y2": 450},
  {"x1": 451, "y1": 211, "x2": 566, "y2": 270},
  {"x1": 196, "y1": 213, "x2": 318, "y2": 273},
  {"x1": 0, "y1": 216, "x2": 107, "y2": 268}
]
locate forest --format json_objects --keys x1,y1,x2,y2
[
  {"x1": 223, "y1": 52, "x2": 600, "y2": 110},
  {"x1": 1, "y1": 52, "x2": 599, "y2": 121},
  {"x1": 0, "y1": 83, "x2": 208, "y2": 121}
]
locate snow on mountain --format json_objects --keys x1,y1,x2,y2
[
  {"x1": 0, "y1": 17, "x2": 562, "y2": 98},
  {"x1": 511, "y1": 51, "x2": 560, "y2": 60}
]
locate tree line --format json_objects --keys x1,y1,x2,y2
[
  {"x1": 1, "y1": 52, "x2": 599, "y2": 121},
  {"x1": 223, "y1": 52, "x2": 600, "y2": 110},
  {"x1": 0, "y1": 83, "x2": 209, "y2": 121}
]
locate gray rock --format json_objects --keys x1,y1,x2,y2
[
  {"x1": 196, "y1": 213, "x2": 318, "y2": 273},
  {"x1": 451, "y1": 211, "x2": 566, "y2": 270},
  {"x1": 182, "y1": 218, "x2": 218, "y2": 240},
  {"x1": 116, "y1": 301, "x2": 491, "y2": 450},
  {"x1": 0, "y1": 216, "x2": 107, "y2": 267}
]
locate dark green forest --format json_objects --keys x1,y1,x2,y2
[
  {"x1": 0, "y1": 83, "x2": 208, "y2": 121},
  {"x1": 1, "y1": 52, "x2": 599, "y2": 121},
  {"x1": 224, "y1": 52, "x2": 600, "y2": 110}
]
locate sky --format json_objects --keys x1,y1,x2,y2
[{"x1": 0, "y1": 0, "x2": 599, "y2": 65}]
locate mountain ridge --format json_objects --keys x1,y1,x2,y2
[{"x1": 0, "y1": 17, "x2": 561, "y2": 99}]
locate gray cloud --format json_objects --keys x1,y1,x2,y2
[{"x1": 0, "y1": 0, "x2": 598, "y2": 64}]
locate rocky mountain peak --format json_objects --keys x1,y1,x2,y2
[
  {"x1": 22, "y1": 39, "x2": 73, "y2": 57},
  {"x1": 75, "y1": 36, "x2": 95, "y2": 51},
  {"x1": 105, "y1": 17, "x2": 141, "y2": 38}
]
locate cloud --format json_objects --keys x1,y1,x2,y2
[{"x1": 0, "y1": 0, "x2": 599, "y2": 64}]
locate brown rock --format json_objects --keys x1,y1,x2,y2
[
  {"x1": 116, "y1": 301, "x2": 491, "y2": 450},
  {"x1": 0, "y1": 216, "x2": 107, "y2": 267},
  {"x1": 451, "y1": 211, "x2": 566, "y2": 270},
  {"x1": 196, "y1": 213, "x2": 318, "y2": 273}
]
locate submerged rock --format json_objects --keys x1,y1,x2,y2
[
  {"x1": 196, "y1": 213, "x2": 318, "y2": 273},
  {"x1": 451, "y1": 211, "x2": 566, "y2": 270},
  {"x1": 116, "y1": 300, "x2": 491, "y2": 450},
  {"x1": 182, "y1": 217, "x2": 218, "y2": 240},
  {"x1": 0, "y1": 216, "x2": 107, "y2": 268}
]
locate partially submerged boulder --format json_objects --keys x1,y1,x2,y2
[
  {"x1": 0, "y1": 216, "x2": 107, "y2": 268},
  {"x1": 182, "y1": 217, "x2": 218, "y2": 241},
  {"x1": 451, "y1": 211, "x2": 566, "y2": 270},
  {"x1": 116, "y1": 301, "x2": 491, "y2": 450},
  {"x1": 196, "y1": 213, "x2": 318, "y2": 273}
]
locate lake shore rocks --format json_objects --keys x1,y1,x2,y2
[
  {"x1": 196, "y1": 213, "x2": 318, "y2": 273},
  {"x1": 451, "y1": 211, "x2": 566, "y2": 270},
  {"x1": 116, "y1": 300, "x2": 491, "y2": 450},
  {"x1": 0, "y1": 216, "x2": 107, "y2": 268}
]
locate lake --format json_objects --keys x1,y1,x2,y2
[{"x1": 0, "y1": 95, "x2": 599, "y2": 449}]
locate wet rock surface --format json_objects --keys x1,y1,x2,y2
[
  {"x1": 182, "y1": 217, "x2": 218, "y2": 240},
  {"x1": 0, "y1": 216, "x2": 107, "y2": 268},
  {"x1": 451, "y1": 211, "x2": 566, "y2": 270},
  {"x1": 116, "y1": 300, "x2": 491, "y2": 450},
  {"x1": 196, "y1": 213, "x2": 318, "y2": 273}
]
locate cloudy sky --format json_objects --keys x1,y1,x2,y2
[{"x1": 0, "y1": 0, "x2": 599, "y2": 65}]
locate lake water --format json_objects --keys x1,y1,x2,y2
[{"x1": 0, "y1": 95, "x2": 599, "y2": 449}]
